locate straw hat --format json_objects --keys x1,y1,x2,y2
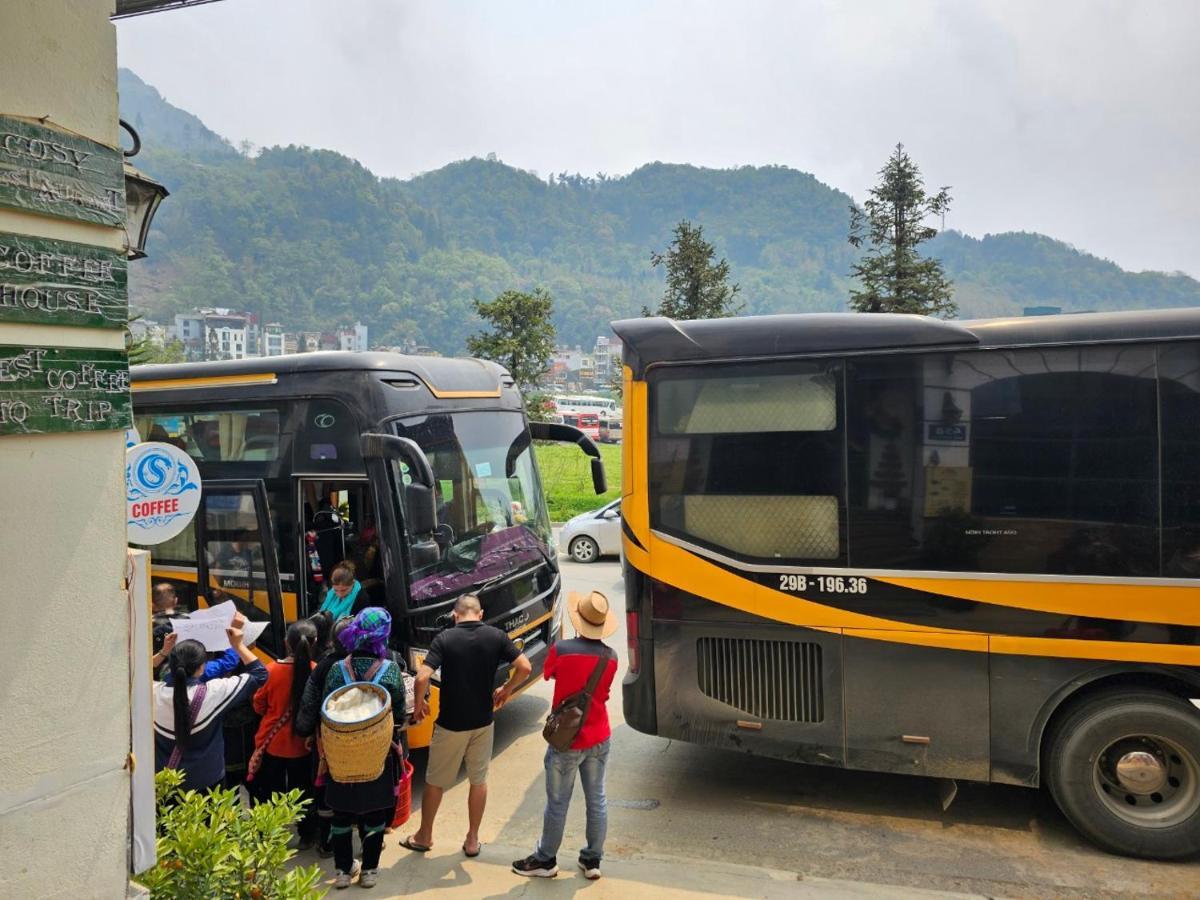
[{"x1": 567, "y1": 590, "x2": 619, "y2": 640}]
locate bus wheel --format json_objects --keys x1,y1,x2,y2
[
  {"x1": 1046, "y1": 689, "x2": 1200, "y2": 859},
  {"x1": 570, "y1": 536, "x2": 600, "y2": 563}
]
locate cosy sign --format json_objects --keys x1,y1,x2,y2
[
  {"x1": 126, "y1": 441, "x2": 202, "y2": 544},
  {"x1": 0, "y1": 345, "x2": 131, "y2": 435},
  {"x1": 0, "y1": 232, "x2": 128, "y2": 328},
  {"x1": 0, "y1": 116, "x2": 125, "y2": 227}
]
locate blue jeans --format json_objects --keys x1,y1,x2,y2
[{"x1": 534, "y1": 739, "x2": 610, "y2": 863}]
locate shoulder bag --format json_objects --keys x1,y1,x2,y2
[{"x1": 543, "y1": 650, "x2": 611, "y2": 752}]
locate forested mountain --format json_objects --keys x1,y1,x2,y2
[{"x1": 119, "y1": 69, "x2": 1200, "y2": 355}]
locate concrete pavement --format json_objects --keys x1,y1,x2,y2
[{"x1": 294, "y1": 553, "x2": 1199, "y2": 898}]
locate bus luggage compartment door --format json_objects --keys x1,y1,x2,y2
[{"x1": 843, "y1": 630, "x2": 989, "y2": 781}]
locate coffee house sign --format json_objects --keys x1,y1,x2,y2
[
  {"x1": 0, "y1": 233, "x2": 127, "y2": 329},
  {"x1": 0, "y1": 116, "x2": 132, "y2": 437}
]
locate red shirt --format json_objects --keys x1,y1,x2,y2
[
  {"x1": 544, "y1": 638, "x2": 618, "y2": 750},
  {"x1": 252, "y1": 660, "x2": 314, "y2": 758}
]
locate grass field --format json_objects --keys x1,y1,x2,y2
[{"x1": 536, "y1": 441, "x2": 622, "y2": 522}]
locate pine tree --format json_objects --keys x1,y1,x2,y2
[
  {"x1": 644, "y1": 220, "x2": 742, "y2": 319},
  {"x1": 848, "y1": 144, "x2": 955, "y2": 317},
  {"x1": 466, "y1": 288, "x2": 556, "y2": 390}
]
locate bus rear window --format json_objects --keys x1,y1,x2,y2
[
  {"x1": 656, "y1": 370, "x2": 837, "y2": 434},
  {"x1": 649, "y1": 361, "x2": 845, "y2": 563},
  {"x1": 135, "y1": 409, "x2": 281, "y2": 461}
]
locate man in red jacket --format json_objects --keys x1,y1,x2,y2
[{"x1": 512, "y1": 591, "x2": 618, "y2": 880}]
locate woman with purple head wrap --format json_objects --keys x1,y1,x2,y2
[
  {"x1": 296, "y1": 606, "x2": 405, "y2": 888},
  {"x1": 338, "y1": 606, "x2": 392, "y2": 658}
]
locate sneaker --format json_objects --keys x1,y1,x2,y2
[
  {"x1": 578, "y1": 858, "x2": 602, "y2": 880},
  {"x1": 511, "y1": 854, "x2": 558, "y2": 877},
  {"x1": 359, "y1": 868, "x2": 378, "y2": 889},
  {"x1": 333, "y1": 860, "x2": 361, "y2": 889}
]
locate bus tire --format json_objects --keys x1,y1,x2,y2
[
  {"x1": 1046, "y1": 689, "x2": 1200, "y2": 860},
  {"x1": 570, "y1": 536, "x2": 600, "y2": 564}
]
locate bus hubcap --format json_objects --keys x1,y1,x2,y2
[
  {"x1": 1115, "y1": 750, "x2": 1167, "y2": 794},
  {"x1": 1094, "y1": 735, "x2": 1200, "y2": 827}
]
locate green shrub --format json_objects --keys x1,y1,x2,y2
[{"x1": 141, "y1": 769, "x2": 325, "y2": 900}]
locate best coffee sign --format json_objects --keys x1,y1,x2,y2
[{"x1": 0, "y1": 345, "x2": 131, "y2": 435}]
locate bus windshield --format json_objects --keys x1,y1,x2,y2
[{"x1": 393, "y1": 410, "x2": 553, "y2": 605}]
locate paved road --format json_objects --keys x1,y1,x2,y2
[{"x1": 315, "y1": 555, "x2": 1200, "y2": 898}]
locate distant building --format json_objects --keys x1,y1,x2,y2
[
  {"x1": 262, "y1": 322, "x2": 286, "y2": 357},
  {"x1": 337, "y1": 322, "x2": 369, "y2": 352},
  {"x1": 593, "y1": 335, "x2": 621, "y2": 384},
  {"x1": 173, "y1": 308, "x2": 256, "y2": 361},
  {"x1": 129, "y1": 318, "x2": 168, "y2": 348}
]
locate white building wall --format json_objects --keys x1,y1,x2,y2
[{"x1": 0, "y1": 2, "x2": 133, "y2": 897}]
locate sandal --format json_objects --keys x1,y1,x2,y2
[
  {"x1": 400, "y1": 836, "x2": 433, "y2": 853},
  {"x1": 463, "y1": 842, "x2": 482, "y2": 858}
]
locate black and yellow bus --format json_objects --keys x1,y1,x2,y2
[
  {"x1": 613, "y1": 309, "x2": 1200, "y2": 858},
  {"x1": 131, "y1": 351, "x2": 605, "y2": 747}
]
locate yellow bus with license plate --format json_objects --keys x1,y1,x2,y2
[{"x1": 615, "y1": 309, "x2": 1200, "y2": 859}]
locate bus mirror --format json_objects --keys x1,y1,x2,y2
[
  {"x1": 591, "y1": 457, "x2": 607, "y2": 495},
  {"x1": 405, "y1": 482, "x2": 437, "y2": 534},
  {"x1": 410, "y1": 539, "x2": 440, "y2": 570},
  {"x1": 361, "y1": 433, "x2": 435, "y2": 488}
]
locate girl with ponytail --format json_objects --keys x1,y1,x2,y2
[
  {"x1": 248, "y1": 619, "x2": 320, "y2": 846},
  {"x1": 153, "y1": 612, "x2": 267, "y2": 792}
]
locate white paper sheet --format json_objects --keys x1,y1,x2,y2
[
  {"x1": 171, "y1": 614, "x2": 231, "y2": 651},
  {"x1": 171, "y1": 600, "x2": 270, "y2": 651}
]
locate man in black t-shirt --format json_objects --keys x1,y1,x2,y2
[{"x1": 402, "y1": 594, "x2": 531, "y2": 857}]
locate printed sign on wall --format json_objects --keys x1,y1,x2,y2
[
  {"x1": 0, "y1": 345, "x2": 131, "y2": 435},
  {"x1": 126, "y1": 441, "x2": 202, "y2": 544},
  {"x1": 0, "y1": 232, "x2": 128, "y2": 328},
  {"x1": 0, "y1": 116, "x2": 125, "y2": 227}
]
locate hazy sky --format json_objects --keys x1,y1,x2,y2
[{"x1": 117, "y1": 0, "x2": 1200, "y2": 276}]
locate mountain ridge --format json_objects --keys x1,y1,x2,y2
[{"x1": 117, "y1": 68, "x2": 1200, "y2": 354}]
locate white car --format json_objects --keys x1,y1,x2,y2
[{"x1": 559, "y1": 499, "x2": 622, "y2": 563}]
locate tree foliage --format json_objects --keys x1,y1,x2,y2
[
  {"x1": 466, "y1": 288, "x2": 556, "y2": 389},
  {"x1": 118, "y1": 69, "x2": 1200, "y2": 354},
  {"x1": 644, "y1": 220, "x2": 741, "y2": 319},
  {"x1": 848, "y1": 144, "x2": 955, "y2": 317}
]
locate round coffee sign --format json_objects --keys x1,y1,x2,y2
[{"x1": 126, "y1": 441, "x2": 202, "y2": 544}]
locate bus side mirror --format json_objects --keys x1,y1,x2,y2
[
  {"x1": 528, "y1": 420, "x2": 607, "y2": 495},
  {"x1": 405, "y1": 482, "x2": 437, "y2": 535},
  {"x1": 591, "y1": 457, "x2": 607, "y2": 495}
]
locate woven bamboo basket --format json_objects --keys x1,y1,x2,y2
[{"x1": 320, "y1": 682, "x2": 394, "y2": 784}]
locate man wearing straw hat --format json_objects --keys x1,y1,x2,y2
[{"x1": 512, "y1": 590, "x2": 619, "y2": 880}]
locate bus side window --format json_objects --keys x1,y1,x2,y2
[
  {"x1": 847, "y1": 348, "x2": 1160, "y2": 577},
  {"x1": 1160, "y1": 342, "x2": 1200, "y2": 577}
]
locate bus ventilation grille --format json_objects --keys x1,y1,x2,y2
[{"x1": 696, "y1": 637, "x2": 823, "y2": 723}]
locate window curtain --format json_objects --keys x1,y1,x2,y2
[{"x1": 218, "y1": 413, "x2": 247, "y2": 461}]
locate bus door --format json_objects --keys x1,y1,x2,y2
[
  {"x1": 295, "y1": 476, "x2": 382, "y2": 616},
  {"x1": 195, "y1": 479, "x2": 286, "y2": 659}
]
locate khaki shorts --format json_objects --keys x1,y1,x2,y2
[{"x1": 426, "y1": 724, "x2": 495, "y2": 788}]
